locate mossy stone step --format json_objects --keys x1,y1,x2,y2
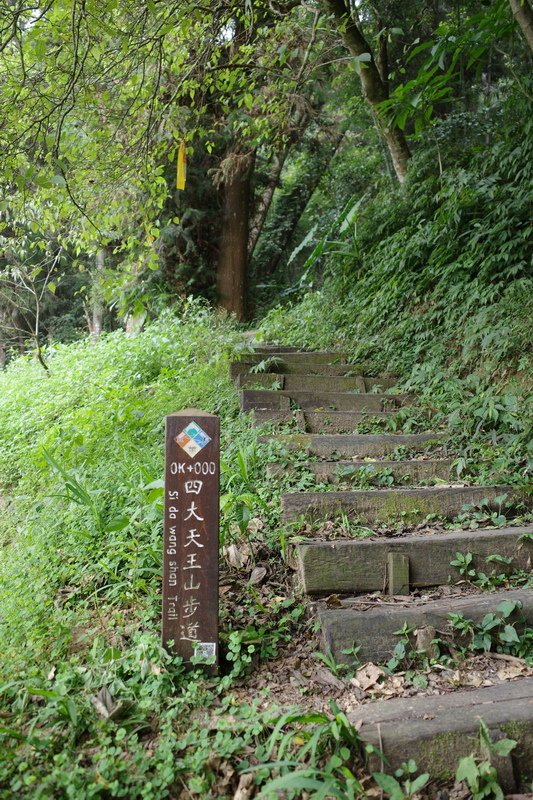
[
  {"x1": 230, "y1": 350, "x2": 348, "y2": 377},
  {"x1": 241, "y1": 389, "x2": 408, "y2": 412},
  {"x1": 252, "y1": 345, "x2": 305, "y2": 353},
  {"x1": 251, "y1": 345, "x2": 321, "y2": 353},
  {"x1": 267, "y1": 458, "x2": 453, "y2": 483},
  {"x1": 352, "y1": 678, "x2": 533, "y2": 784},
  {"x1": 231, "y1": 362, "x2": 364, "y2": 378},
  {"x1": 237, "y1": 373, "x2": 397, "y2": 392},
  {"x1": 251, "y1": 409, "x2": 395, "y2": 433},
  {"x1": 281, "y1": 484, "x2": 521, "y2": 524},
  {"x1": 296, "y1": 525, "x2": 533, "y2": 595},
  {"x1": 258, "y1": 432, "x2": 444, "y2": 458},
  {"x1": 318, "y1": 587, "x2": 533, "y2": 664}
]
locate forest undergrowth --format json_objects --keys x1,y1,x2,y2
[{"x1": 261, "y1": 109, "x2": 533, "y2": 490}]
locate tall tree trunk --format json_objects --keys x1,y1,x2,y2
[
  {"x1": 509, "y1": 0, "x2": 533, "y2": 54},
  {"x1": 323, "y1": 0, "x2": 411, "y2": 183},
  {"x1": 217, "y1": 151, "x2": 254, "y2": 321}
]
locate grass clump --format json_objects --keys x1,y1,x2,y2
[{"x1": 0, "y1": 301, "x2": 307, "y2": 797}]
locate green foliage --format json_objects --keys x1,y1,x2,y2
[
  {"x1": 0, "y1": 301, "x2": 241, "y2": 671},
  {"x1": 249, "y1": 702, "x2": 365, "y2": 800},
  {"x1": 450, "y1": 550, "x2": 533, "y2": 591},
  {"x1": 448, "y1": 599, "x2": 533, "y2": 661},
  {"x1": 455, "y1": 721, "x2": 517, "y2": 800},
  {"x1": 0, "y1": 300, "x2": 325, "y2": 796},
  {"x1": 373, "y1": 761, "x2": 430, "y2": 800},
  {"x1": 261, "y1": 99, "x2": 533, "y2": 483}
]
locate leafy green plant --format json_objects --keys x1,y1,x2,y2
[
  {"x1": 450, "y1": 551, "x2": 532, "y2": 590},
  {"x1": 249, "y1": 356, "x2": 286, "y2": 374},
  {"x1": 373, "y1": 760, "x2": 430, "y2": 800},
  {"x1": 455, "y1": 720, "x2": 517, "y2": 800},
  {"x1": 220, "y1": 444, "x2": 269, "y2": 544},
  {"x1": 452, "y1": 495, "x2": 510, "y2": 530},
  {"x1": 249, "y1": 702, "x2": 365, "y2": 800},
  {"x1": 448, "y1": 599, "x2": 533, "y2": 661}
]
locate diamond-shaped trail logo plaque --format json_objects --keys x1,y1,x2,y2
[{"x1": 175, "y1": 421, "x2": 212, "y2": 458}]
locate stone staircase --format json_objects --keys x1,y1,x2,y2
[{"x1": 231, "y1": 344, "x2": 533, "y2": 787}]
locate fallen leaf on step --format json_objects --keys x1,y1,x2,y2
[
  {"x1": 353, "y1": 663, "x2": 385, "y2": 691},
  {"x1": 325, "y1": 594, "x2": 343, "y2": 607},
  {"x1": 451, "y1": 671, "x2": 484, "y2": 688},
  {"x1": 496, "y1": 663, "x2": 526, "y2": 681},
  {"x1": 314, "y1": 667, "x2": 345, "y2": 691}
]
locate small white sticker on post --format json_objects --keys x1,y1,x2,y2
[{"x1": 196, "y1": 642, "x2": 217, "y2": 659}]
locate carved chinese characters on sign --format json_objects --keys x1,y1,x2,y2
[{"x1": 162, "y1": 410, "x2": 219, "y2": 673}]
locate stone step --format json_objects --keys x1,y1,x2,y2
[
  {"x1": 251, "y1": 409, "x2": 395, "y2": 433},
  {"x1": 230, "y1": 350, "x2": 348, "y2": 377},
  {"x1": 352, "y1": 678, "x2": 533, "y2": 784},
  {"x1": 297, "y1": 525, "x2": 533, "y2": 595},
  {"x1": 232, "y1": 361, "x2": 363, "y2": 378},
  {"x1": 318, "y1": 587, "x2": 533, "y2": 664},
  {"x1": 237, "y1": 373, "x2": 397, "y2": 392},
  {"x1": 258, "y1": 432, "x2": 444, "y2": 458},
  {"x1": 267, "y1": 458, "x2": 453, "y2": 483},
  {"x1": 252, "y1": 345, "x2": 309, "y2": 353},
  {"x1": 241, "y1": 389, "x2": 409, "y2": 412},
  {"x1": 282, "y1": 484, "x2": 521, "y2": 524}
]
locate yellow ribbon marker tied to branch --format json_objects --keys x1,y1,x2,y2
[{"x1": 177, "y1": 141, "x2": 187, "y2": 190}]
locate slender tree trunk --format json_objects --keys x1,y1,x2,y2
[
  {"x1": 509, "y1": 0, "x2": 533, "y2": 54},
  {"x1": 217, "y1": 152, "x2": 254, "y2": 321},
  {"x1": 323, "y1": 0, "x2": 411, "y2": 183},
  {"x1": 85, "y1": 247, "x2": 105, "y2": 338},
  {"x1": 92, "y1": 248, "x2": 105, "y2": 338},
  {"x1": 248, "y1": 151, "x2": 288, "y2": 260},
  {"x1": 125, "y1": 311, "x2": 146, "y2": 337}
]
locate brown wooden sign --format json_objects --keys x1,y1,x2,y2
[{"x1": 162, "y1": 409, "x2": 219, "y2": 674}]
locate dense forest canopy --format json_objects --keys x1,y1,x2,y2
[{"x1": 1, "y1": 0, "x2": 531, "y2": 354}]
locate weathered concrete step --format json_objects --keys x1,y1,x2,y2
[
  {"x1": 241, "y1": 389, "x2": 408, "y2": 412},
  {"x1": 353, "y1": 678, "x2": 533, "y2": 784},
  {"x1": 267, "y1": 458, "x2": 453, "y2": 483},
  {"x1": 297, "y1": 525, "x2": 533, "y2": 595},
  {"x1": 319, "y1": 588, "x2": 533, "y2": 664},
  {"x1": 230, "y1": 350, "x2": 350, "y2": 378},
  {"x1": 258, "y1": 433, "x2": 444, "y2": 458},
  {"x1": 232, "y1": 361, "x2": 363, "y2": 378},
  {"x1": 252, "y1": 345, "x2": 310, "y2": 353},
  {"x1": 282, "y1": 484, "x2": 521, "y2": 523},
  {"x1": 252, "y1": 409, "x2": 395, "y2": 433},
  {"x1": 237, "y1": 373, "x2": 397, "y2": 392},
  {"x1": 230, "y1": 358, "x2": 364, "y2": 380}
]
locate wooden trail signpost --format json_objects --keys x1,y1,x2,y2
[{"x1": 162, "y1": 409, "x2": 219, "y2": 674}]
